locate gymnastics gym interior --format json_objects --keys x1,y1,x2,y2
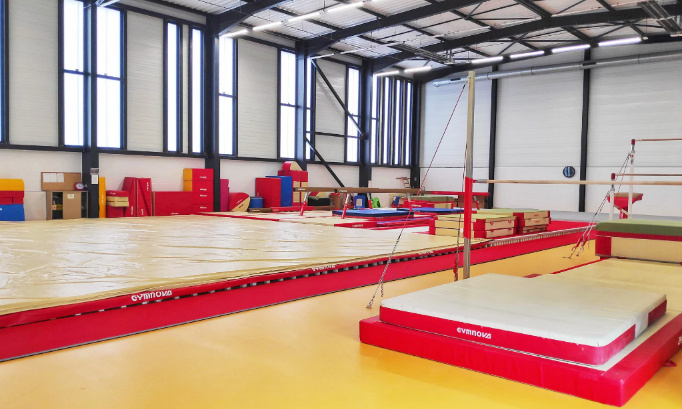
[{"x1": 2, "y1": 0, "x2": 682, "y2": 408}]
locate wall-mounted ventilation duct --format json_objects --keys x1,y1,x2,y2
[{"x1": 432, "y1": 49, "x2": 682, "y2": 87}]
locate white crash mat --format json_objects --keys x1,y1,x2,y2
[{"x1": 380, "y1": 273, "x2": 666, "y2": 365}]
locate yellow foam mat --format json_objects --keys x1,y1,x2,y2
[
  {"x1": 610, "y1": 237, "x2": 682, "y2": 263},
  {"x1": 0, "y1": 216, "x2": 467, "y2": 316},
  {"x1": 554, "y1": 259, "x2": 682, "y2": 312},
  {"x1": 0, "y1": 179, "x2": 24, "y2": 191}
]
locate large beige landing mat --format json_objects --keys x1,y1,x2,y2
[{"x1": 0, "y1": 216, "x2": 465, "y2": 316}]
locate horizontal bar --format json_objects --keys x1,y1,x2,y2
[
  {"x1": 613, "y1": 173, "x2": 682, "y2": 177},
  {"x1": 633, "y1": 138, "x2": 682, "y2": 142},
  {"x1": 476, "y1": 179, "x2": 682, "y2": 186},
  {"x1": 294, "y1": 187, "x2": 420, "y2": 194},
  {"x1": 423, "y1": 191, "x2": 490, "y2": 197}
]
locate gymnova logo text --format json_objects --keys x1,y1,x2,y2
[
  {"x1": 457, "y1": 327, "x2": 492, "y2": 339},
  {"x1": 131, "y1": 290, "x2": 172, "y2": 302}
]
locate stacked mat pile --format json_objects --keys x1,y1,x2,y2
[
  {"x1": 429, "y1": 213, "x2": 516, "y2": 238},
  {"x1": 0, "y1": 179, "x2": 25, "y2": 221},
  {"x1": 479, "y1": 208, "x2": 550, "y2": 234},
  {"x1": 360, "y1": 272, "x2": 673, "y2": 406}
]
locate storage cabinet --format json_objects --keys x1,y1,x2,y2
[{"x1": 46, "y1": 191, "x2": 88, "y2": 220}]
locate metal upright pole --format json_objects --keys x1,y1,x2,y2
[
  {"x1": 628, "y1": 139, "x2": 635, "y2": 219},
  {"x1": 463, "y1": 71, "x2": 475, "y2": 280}
]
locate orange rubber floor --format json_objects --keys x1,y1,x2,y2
[{"x1": 0, "y1": 244, "x2": 680, "y2": 409}]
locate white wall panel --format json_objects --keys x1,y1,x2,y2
[
  {"x1": 308, "y1": 164, "x2": 358, "y2": 188},
  {"x1": 494, "y1": 65, "x2": 583, "y2": 211},
  {"x1": 585, "y1": 42, "x2": 682, "y2": 217},
  {"x1": 127, "y1": 13, "x2": 164, "y2": 152},
  {"x1": 9, "y1": 0, "x2": 58, "y2": 146},
  {"x1": 99, "y1": 154, "x2": 204, "y2": 192},
  {"x1": 371, "y1": 167, "x2": 410, "y2": 207},
  {"x1": 220, "y1": 160, "x2": 281, "y2": 196},
  {"x1": 421, "y1": 79, "x2": 491, "y2": 172},
  {"x1": 315, "y1": 60, "x2": 347, "y2": 163},
  {"x1": 237, "y1": 40, "x2": 278, "y2": 159},
  {"x1": 0, "y1": 150, "x2": 81, "y2": 220}
]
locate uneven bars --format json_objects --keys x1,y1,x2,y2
[
  {"x1": 613, "y1": 173, "x2": 682, "y2": 177},
  {"x1": 633, "y1": 138, "x2": 682, "y2": 142},
  {"x1": 476, "y1": 179, "x2": 682, "y2": 186}
]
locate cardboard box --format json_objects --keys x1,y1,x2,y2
[
  {"x1": 41, "y1": 172, "x2": 81, "y2": 191},
  {"x1": 106, "y1": 197, "x2": 130, "y2": 207},
  {"x1": 46, "y1": 191, "x2": 83, "y2": 220},
  {"x1": 183, "y1": 168, "x2": 213, "y2": 181}
]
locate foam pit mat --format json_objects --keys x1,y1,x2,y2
[{"x1": 0, "y1": 216, "x2": 470, "y2": 317}]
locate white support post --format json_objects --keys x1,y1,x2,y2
[
  {"x1": 628, "y1": 140, "x2": 635, "y2": 219},
  {"x1": 463, "y1": 71, "x2": 475, "y2": 280},
  {"x1": 609, "y1": 186, "x2": 615, "y2": 220}
]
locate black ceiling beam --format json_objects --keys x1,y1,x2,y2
[
  {"x1": 373, "y1": 5, "x2": 679, "y2": 70},
  {"x1": 593, "y1": 0, "x2": 647, "y2": 36},
  {"x1": 306, "y1": 0, "x2": 484, "y2": 54},
  {"x1": 215, "y1": 0, "x2": 289, "y2": 35},
  {"x1": 512, "y1": 0, "x2": 592, "y2": 42}
]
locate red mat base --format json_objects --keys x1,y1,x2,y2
[
  {"x1": 0, "y1": 225, "x2": 588, "y2": 362},
  {"x1": 360, "y1": 314, "x2": 682, "y2": 406}
]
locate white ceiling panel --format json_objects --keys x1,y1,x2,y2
[
  {"x1": 365, "y1": 26, "x2": 413, "y2": 40},
  {"x1": 423, "y1": 18, "x2": 486, "y2": 37},
  {"x1": 458, "y1": 0, "x2": 518, "y2": 17},
  {"x1": 472, "y1": 41, "x2": 531, "y2": 56},
  {"x1": 410, "y1": 12, "x2": 459, "y2": 30},
  {"x1": 364, "y1": 0, "x2": 430, "y2": 15},
  {"x1": 315, "y1": 7, "x2": 376, "y2": 27},
  {"x1": 474, "y1": 4, "x2": 542, "y2": 28},
  {"x1": 536, "y1": 0, "x2": 606, "y2": 16},
  {"x1": 278, "y1": 0, "x2": 334, "y2": 15},
  {"x1": 158, "y1": 0, "x2": 245, "y2": 14}
]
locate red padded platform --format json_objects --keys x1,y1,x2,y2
[
  {"x1": 379, "y1": 274, "x2": 667, "y2": 365},
  {"x1": 360, "y1": 313, "x2": 682, "y2": 407}
]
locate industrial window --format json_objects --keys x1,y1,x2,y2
[
  {"x1": 279, "y1": 50, "x2": 296, "y2": 159},
  {"x1": 0, "y1": 0, "x2": 6, "y2": 143},
  {"x1": 165, "y1": 22, "x2": 181, "y2": 152},
  {"x1": 62, "y1": 0, "x2": 86, "y2": 147},
  {"x1": 218, "y1": 35, "x2": 235, "y2": 156},
  {"x1": 190, "y1": 28, "x2": 204, "y2": 154},
  {"x1": 373, "y1": 77, "x2": 414, "y2": 166},
  {"x1": 305, "y1": 58, "x2": 314, "y2": 160},
  {"x1": 96, "y1": 6, "x2": 123, "y2": 149},
  {"x1": 346, "y1": 67, "x2": 360, "y2": 163},
  {"x1": 370, "y1": 76, "x2": 378, "y2": 164}
]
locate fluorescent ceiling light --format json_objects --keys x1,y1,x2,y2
[
  {"x1": 288, "y1": 11, "x2": 322, "y2": 23},
  {"x1": 225, "y1": 29, "x2": 248, "y2": 38},
  {"x1": 404, "y1": 66, "x2": 432, "y2": 73},
  {"x1": 598, "y1": 37, "x2": 642, "y2": 47},
  {"x1": 253, "y1": 21, "x2": 282, "y2": 32},
  {"x1": 328, "y1": 2, "x2": 364, "y2": 13},
  {"x1": 509, "y1": 50, "x2": 545, "y2": 59},
  {"x1": 471, "y1": 56, "x2": 504, "y2": 64},
  {"x1": 96, "y1": 0, "x2": 121, "y2": 6},
  {"x1": 552, "y1": 44, "x2": 590, "y2": 53},
  {"x1": 310, "y1": 53, "x2": 335, "y2": 60},
  {"x1": 374, "y1": 70, "x2": 400, "y2": 77}
]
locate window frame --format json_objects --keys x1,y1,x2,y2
[
  {"x1": 94, "y1": 5, "x2": 126, "y2": 150},
  {"x1": 344, "y1": 66, "x2": 360, "y2": 164},
  {"x1": 0, "y1": 0, "x2": 8, "y2": 144},
  {"x1": 164, "y1": 20, "x2": 182, "y2": 153},
  {"x1": 188, "y1": 27, "x2": 204, "y2": 154},
  {"x1": 277, "y1": 49, "x2": 297, "y2": 160},
  {"x1": 59, "y1": 0, "x2": 88, "y2": 148},
  {"x1": 218, "y1": 35, "x2": 237, "y2": 157}
]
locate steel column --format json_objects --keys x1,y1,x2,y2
[
  {"x1": 579, "y1": 49, "x2": 590, "y2": 212},
  {"x1": 204, "y1": 18, "x2": 221, "y2": 210}
]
